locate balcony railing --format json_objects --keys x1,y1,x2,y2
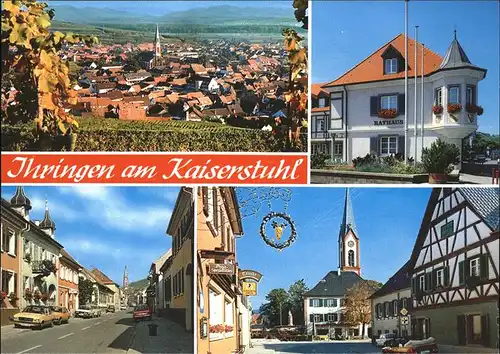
[{"x1": 311, "y1": 131, "x2": 329, "y2": 139}]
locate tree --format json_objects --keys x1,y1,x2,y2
[
  {"x1": 259, "y1": 288, "x2": 290, "y2": 327},
  {"x1": 344, "y1": 281, "x2": 380, "y2": 338},
  {"x1": 78, "y1": 277, "x2": 94, "y2": 306},
  {"x1": 1, "y1": 0, "x2": 98, "y2": 150},
  {"x1": 288, "y1": 279, "x2": 308, "y2": 325}
]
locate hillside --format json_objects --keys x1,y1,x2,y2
[{"x1": 127, "y1": 278, "x2": 149, "y2": 290}]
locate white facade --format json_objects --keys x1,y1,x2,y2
[{"x1": 372, "y1": 289, "x2": 412, "y2": 337}]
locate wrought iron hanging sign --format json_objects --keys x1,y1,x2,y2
[{"x1": 237, "y1": 187, "x2": 298, "y2": 251}]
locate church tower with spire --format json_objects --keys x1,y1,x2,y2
[
  {"x1": 10, "y1": 186, "x2": 32, "y2": 220},
  {"x1": 155, "y1": 24, "x2": 161, "y2": 58},
  {"x1": 123, "y1": 265, "x2": 129, "y2": 289},
  {"x1": 338, "y1": 188, "x2": 361, "y2": 275}
]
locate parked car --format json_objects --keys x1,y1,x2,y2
[
  {"x1": 474, "y1": 154, "x2": 486, "y2": 163},
  {"x1": 133, "y1": 304, "x2": 152, "y2": 321},
  {"x1": 120, "y1": 305, "x2": 127, "y2": 311},
  {"x1": 376, "y1": 333, "x2": 396, "y2": 347},
  {"x1": 75, "y1": 305, "x2": 93, "y2": 318},
  {"x1": 382, "y1": 337, "x2": 439, "y2": 353},
  {"x1": 106, "y1": 305, "x2": 116, "y2": 313},
  {"x1": 10, "y1": 305, "x2": 54, "y2": 330},
  {"x1": 49, "y1": 306, "x2": 71, "y2": 325},
  {"x1": 92, "y1": 305, "x2": 102, "y2": 317}
]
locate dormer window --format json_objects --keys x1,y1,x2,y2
[
  {"x1": 385, "y1": 58, "x2": 398, "y2": 74},
  {"x1": 318, "y1": 98, "x2": 326, "y2": 108}
]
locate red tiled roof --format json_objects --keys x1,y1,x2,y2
[
  {"x1": 90, "y1": 268, "x2": 115, "y2": 285},
  {"x1": 324, "y1": 34, "x2": 443, "y2": 87},
  {"x1": 312, "y1": 83, "x2": 328, "y2": 98}
]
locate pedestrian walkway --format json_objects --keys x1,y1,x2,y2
[
  {"x1": 438, "y1": 344, "x2": 499, "y2": 353},
  {"x1": 126, "y1": 315, "x2": 193, "y2": 354},
  {"x1": 460, "y1": 173, "x2": 496, "y2": 184}
]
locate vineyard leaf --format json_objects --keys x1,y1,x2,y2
[
  {"x1": 40, "y1": 49, "x2": 53, "y2": 69},
  {"x1": 36, "y1": 12, "x2": 51, "y2": 29},
  {"x1": 52, "y1": 31, "x2": 64, "y2": 44}
]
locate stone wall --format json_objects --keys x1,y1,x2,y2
[
  {"x1": 1, "y1": 308, "x2": 20, "y2": 326},
  {"x1": 311, "y1": 169, "x2": 429, "y2": 184}
]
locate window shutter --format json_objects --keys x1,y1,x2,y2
[
  {"x1": 382, "y1": 302, "x2": 387, "y2": 317},
  {"x1": 480, "y1": 254, "x2": 489, "y2": 280},
  {"x1": 14, "y1": 273, "x2": 18, "y2": 297},
  {"x1": 397, "y1": 136, "x2": 405, "y2": 155},
  {"x1": 458, "y1": 261, "x2": 465, "y2": 284},
  {"x1": 432, "y1": 270, "x2": 437, "y2": 290},
  {"x1": 309, "y1": 299, "x2": 313, "y2": 307},
  {"x1": 398, "y1": 94, "x2": 405, "y2": 114},
  {"x1": 464, "y1": 259, "x2": 470, "y2": 279},
  {"x1": 370, "y1": 137, "x2": 379, "y2": 156},
  {"x1": 212, "y1": 188, "x2": 218, "y2": 233},
  {"x1": 444, "y1": 266, "x2": 450, "y2": 286},
  {"x1": 425, "y1": 272, "x2": 432, "y2": 291},
  {"x1": 310, "y1": 314, "x2": 314, "y2": 322},
  {"x1": 370, "y1": 96, "x2": 378, "y2": 116},
  {"x1": 411, "y1": 277, "x2": 416, "y2": 294},
  {"x1": 481, "y1": 314, "x2": 490, "y2": 347}
]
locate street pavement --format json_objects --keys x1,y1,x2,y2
[
  {"x1": 0, "y1": 310, "x2": 193, "y2": 354},
  {"x1": 249, "y1": 339, "x2": 380, "y2": 354}
]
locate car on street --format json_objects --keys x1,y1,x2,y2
[
  {"x1": 376, "y1": 333, "x2": 396, "y2": 347},
  {"x1": 49, "y1": 306, "x2": 71, "y2": 325},
  {"x1": 133, "y1": 304, "x2": 152, "y2": 321},
  {"x1": 106, "y1": 305, "x2": 116, "y2": 313},
  {"x1": 10, "y1": 305, "x2": 54, "y2": 330},
  {"x1": 120, "y1": 305, "x2": 127, "y2": 310},
  {"x1": 92, "y1": 305, "x2": 103, "y2": 317},
  {"x1": 75, "y1": 304, "x2": 97, "y2": 318}
]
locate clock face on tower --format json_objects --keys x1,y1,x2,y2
[{"x1": 347, "y1": 241, "x2": 354, "y2": 247}]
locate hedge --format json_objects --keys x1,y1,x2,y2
[{"x1": 1, "y1": 119, "x2": 307, "y2": 152}]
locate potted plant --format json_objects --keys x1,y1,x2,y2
[
  {"x1": 466, "y1": 104, "x2": 484, "y2": 122},
  {"x1": 33, "y1": 290, "x2": 41, "y2": 302},
  {"x1": 41, "y1": 259, "x2": 57, "y2": 274},
  {"x1": 24, "y1": 288, "x2": 33, "y2": 302},
  {"x1": 8, "y1": 292, "x2": 18, "y2": 306},
  {"x1": 432, "y1": 105, "x2": 443, "y2": 115},
  {"x1": 41, "y1": 293, "x2": 49, "y2": 302},
  {"x1": 24, "y1": 253, "x2": 32, "y2": 264},
  {"x1": 225, "y1": 325, "x2": 234, "y2": 333},
  {"x1": 421, "y1": 139, "x2": 460, "y2": 184},
  {"x1": 377, "y1": 109, "x2": 398, "y2": 119}
]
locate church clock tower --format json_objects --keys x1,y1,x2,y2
[
  {"x1": 155, "y1": 24, "x2": 161, "y2": 58},
  {"x1": 338, "y1": 188, "x2": 361, "y2": 275}
]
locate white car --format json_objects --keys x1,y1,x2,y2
[{"x1": 376, "y1": 333, "x2": 395, "y2": 347}]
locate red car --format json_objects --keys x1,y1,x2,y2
[{"x1": 133, "y1": 304, "x2": 152, "y2": 321}]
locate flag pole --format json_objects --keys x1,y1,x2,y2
[
  {"x1": 420, "y1": 43, "x2": 425, "y2": 160},
  {"x1": 404, "y1": 0, "x2": 409, "y2": 164},
  {"x1": 414, "y1": 25, "x2": 418, "y2": 164}
]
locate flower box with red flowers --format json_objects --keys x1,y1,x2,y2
[
  {"x1": 447, "y1": 103, "x2": 462, "y2": 114},
  {"x1": 209, "y1": 324, "x2": 225, "y2": 333},
  {"x1": 1, "y1": 291, "x2": 7, "y2": 300},
  {"x1": 225, "y1": 325, "x2": 234, "y2": 333},
  {"x1": 432, "y1": 105, "x2": 443, "y2": 114},
  {"x1": 377, "y1": 109, "x2": 398, "y2": 119},
  {"x1": 466, "y1": 104, "x2": 484, "y2": 116}
]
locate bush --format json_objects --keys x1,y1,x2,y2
[
  {"x1": 1, "y1": 119, "x2": 308, "y2": 152},
  {"x1": 311, "y1": 153, "x2": 329, "y2": 169},
  {"x1": 421, "y1": 139, "x2": 460, "y2": 173},
  {"x1": 352, "y1": 154, "x2": 377, "y2": 168}
]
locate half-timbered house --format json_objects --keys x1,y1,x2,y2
[{"x1": 408, "y1": 187, "x2": 499, "y2": 349}]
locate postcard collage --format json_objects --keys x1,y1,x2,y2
[{"x1": 0, "y1": 1, "x2": 499, "y2": 354}]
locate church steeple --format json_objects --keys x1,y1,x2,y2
[
  {"x1": 123, "y1": 265, "x2": 129, "y2": 289},
  {"x1": 40, "y1": 199, "x2": 56, "y2": 238},
  {"x1": 155, "y1": 24, "x2": 161, "y2": 58},
  {"x1": 338, "y1": 188, "x2": 360, "y2": 275},
  {"x1": 10, "y1": 186, "x2": 32, "y2": 220}
]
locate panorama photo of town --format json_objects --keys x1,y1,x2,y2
[{"x1": 1, "y1": 1, "x2": 308, "y2": 152}]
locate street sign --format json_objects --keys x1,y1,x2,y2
[
  {"x1": 401, "y1": 316, "x2": 409, "y2": 325},
  {"x1": 400, "y1": 308, "x2": 408, "y2": 316},
  {"x1": 242, "y1": 281, "x2": 257, "y2": 296},
  {"x1": 239, "y1": 269, "x2": 263, "y2": 282},
  {"x1": 208, "y1": 263, "x2": 235, "y2": 275}
]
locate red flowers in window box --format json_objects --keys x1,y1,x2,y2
[
  {"x1": 466, "y1": 104, "x2": 484, "y2": 116},
  {"x1": 209, "y1": 324, "x2": 225, "y2": 333},
  {"x1": 377, "y1": 109, "x2": 398, "y2": 119},
  {"x1": 225, "y1": 325, "x2": 234, "y2": 332},
  {"x1": 432, "y1": 105, "x2": 443, "y2": 114},
  {"x1": 447, "y1": 103, "x2": 462, "y2": 114},
  {"x1": 1, "y1": 291, "x2": 7, "y2": 300}
]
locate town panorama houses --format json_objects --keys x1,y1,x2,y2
[
  {"x1": 304, "y1": 189, "x2": 371, "y2": 338},
  {"x1": 1, "y1": 187, "x2": 82, "y2": 325},
  {"x1": 312, "y1": 33, "x2": 486, "y2": 163},
  {"x1": 407, "y1": 188, "x2": 499, "y2": 349}
]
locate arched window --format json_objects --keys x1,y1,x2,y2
[{"x1": 348, "y1": 250, "x2": 355, "y2": 267}]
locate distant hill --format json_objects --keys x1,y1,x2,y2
[
  {"x1": 127, "y1": 278, "x2": 149, "y2": 290},
  {"x1": 49, "y1": 4, "x2": 294, "y2": 26}
]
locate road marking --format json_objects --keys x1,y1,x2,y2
[
  {"x1": 58, "y1": 333, "x2": 74, "y2": 340},
  {"x1": 16, "y1": 345, "x2": 42, "y2": 354},
  {"x1": 94, "y1": 321, "x2": 101, "y2": 326},
  {"x1": 82, "y1": 326, "x2": 90, "y2": 331}
]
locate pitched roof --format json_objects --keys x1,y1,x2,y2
[
  {"x1": 459, "y1": 188, "x2": 499, "y2": 231},
  {"x1": 311, "y1": 83, "x2": 328, "y2": 98},
  {"x1": 439, "y1": 35, "x2": 476, "y2": 70},
  {"x1": 153, "y1": 249, "x2": 172, "y2": 273},
  {"x1": 369, "y1": 261, "x2": 410, "y2": 299},
  {"x1": 304, "y1": 271, "x2": 365, "y2": 297},
  {"x1": 324, "y1": 34, "x2": 443, "y2": 87},
  {"x1": 60, "y1": 249, "x2": 82, "y2": 269},
  {"x1": 90, "y1": 268, "x2": 117, "y2": 286}
]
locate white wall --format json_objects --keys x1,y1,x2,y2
[{"x1": 372, "y1": 289, "x2": 412, "y2": 337}]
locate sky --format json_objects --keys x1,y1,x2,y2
[
  {"x1": 235, "y1": 187, "x2": 433, "y2": 309},
  {"x1": 48, "y1": 1, "x2": 289, "y2": 15},
  {"x1": 312, "y1": 1, "x2": 500, "y2": 135},
  {"x1": 1, "y1": 186, "x2": 179, "y2": 286}
]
